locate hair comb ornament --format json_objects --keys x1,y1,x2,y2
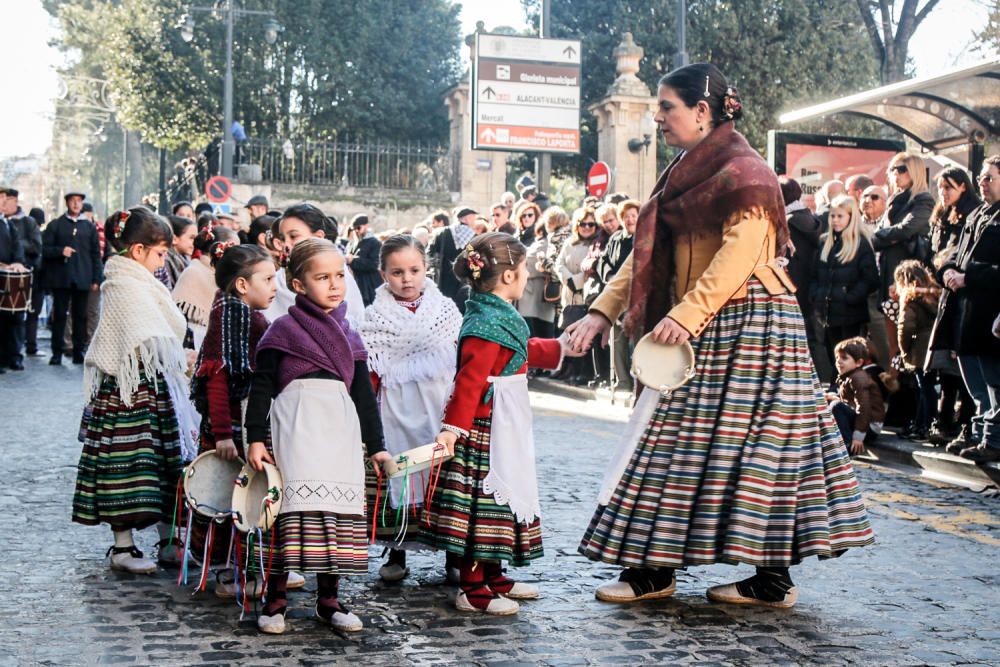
[
  {"x1": 464, "y1": 244, "x2": 485, "y2": 280},
  {"x1": 722, "y1": 86, "x2": 742, "y2": 120},
  {"x1": 703, "y1": 75, "x2": 711, "y2": 98}
]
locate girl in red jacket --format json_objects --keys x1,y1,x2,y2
[{"x1": 418, "y1": 232, "x2": 583, "y2": 615}]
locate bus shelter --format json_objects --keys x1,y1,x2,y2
[{"x1": 779, "y1": 59, "x2": 1000, "y2": 176}]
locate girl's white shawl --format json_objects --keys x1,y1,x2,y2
[
  {"x1": 85, "y1": 256, "x2": 199, "y2": 459},
  {"x1": 171, "y1": 259, "x2": 215, "y2": 328},
  {"x1": 360, "y1": 281, "x2": 462, "y2": 385}
]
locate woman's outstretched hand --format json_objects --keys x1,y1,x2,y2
[{"x1": 564, "y1": 312, "x2": 612, "y2": 352}]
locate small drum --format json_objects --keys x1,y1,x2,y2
[
  {"x1": 381, "y1": 442, "x2": 452, "y2": 480},
  {"x1": 630, "y1": 333, "x2": 696, "y2": 395},
  {"x1": 183, "y1": 451, "x2": 244, "y2": 520},
  {"x1": 232, "y1": 461, "x2": 283, "y2": 533},
  {"x1": 0, "y1": 269, "x2": 32, "y2": 313}
]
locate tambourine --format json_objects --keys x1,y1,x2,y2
[
  {"x1": 183, "y1": 451, "x2": 245, "y2": 520},
  {"x1": 231, "y1": 461, "x2": 283, "y2": 533},
  {"x1": 381, "y1": 442, "x2": 452, "y2": 480},
  {"x1": 630, "y1": 333, "x2": 696, "y2": 395}
]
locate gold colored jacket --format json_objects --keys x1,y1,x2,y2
[{"x1": 590, "y1": 210, "x2": 796, "y2": 338}]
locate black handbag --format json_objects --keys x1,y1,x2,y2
[{"x1": 542, "y1": 276, "x2": 562, "y2": 303}]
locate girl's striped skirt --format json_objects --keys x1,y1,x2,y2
[
  {"x1": 72, "y1": 372, "x2": 184, "y2": 530},
  {"x1": 418, "y1": 417, "x2": 543, "y2": 566},
  {"x1": 579, "y1": 280, "x2": 874, "y2": 569},
  {"x1": 268, "y1": 511, "x2": 368, "y2": 575}
]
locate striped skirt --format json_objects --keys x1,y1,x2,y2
[
  {"x1": 72, "y1": 373, "x2": 184, "y2": 530},
  {"x1": 265, "y1": 511, "x2": 368, "y2": 575},
  {"x1": 579, "y1": 280, "x2": 874, "y2": 569},
  {"x1": 417, "y1": 417, "x2": 543, "y2": 566}
]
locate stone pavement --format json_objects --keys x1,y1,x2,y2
[{"x1": 3, "y1": 358, "x2": 1000, "y2": 666}]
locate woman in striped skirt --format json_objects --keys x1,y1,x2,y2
[
  {"x1": 73, "y1": 208, "x2": 197, "y2": 575},
  {"x1": 567, "y1": 63, "x2": 874, "y2": 608}
]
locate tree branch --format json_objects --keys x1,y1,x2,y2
[
  {"x1": 855, "y1": 0, "x2": 885, "y2": 59},
  {"x1": 914, "y1": 0, "x2": 942, "y2": 27}
]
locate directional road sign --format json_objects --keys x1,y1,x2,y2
[{"x1": 472, "y1": 33, "x2": 581, "y2": 154}]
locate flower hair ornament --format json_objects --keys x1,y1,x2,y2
[
  {"x1": 722, "y1": 86, "x2": 742, "y2": 120},
  {"x1": 203, "y1": 225, "x2": 216, "y2": 242},
  {"x1": 114, "y1": 210, "x2": 130, "y2": 237},
  {"x1": 464, "y1": 244, "x2": 486, "y2": 280},
  {"x1": 212, "y1": 240, "x2": 236, "y2": 259}
]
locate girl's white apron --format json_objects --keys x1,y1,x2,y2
[
  {"x1": 483, "y1": 374, "x2": 541, "y2": 525},
  {"x1": 270, "y1": 378, "x2": 365, "y2": 516}
]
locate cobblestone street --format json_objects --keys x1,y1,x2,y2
[{"x1": 4, "y1": 358, "x2": 1000, "y2": 666}]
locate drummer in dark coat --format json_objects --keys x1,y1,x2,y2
[
  {"x1": 42, "y1": 191, "x2": 103, "y2": 365},
  {"x1": 0, "y1": 188, "x2": 28, "y2": 372}
]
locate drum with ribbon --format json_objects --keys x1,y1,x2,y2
[
  {"x1": 183, "y1": 451, "x2": 244, "y2": 520},
  {"x1": 0, "y1": 269, "x2": 32, "y2": 313},
  {"x1": 630, "y1": 333, "x2": 696, "y2": 395},
  {"x1": 231, "y1": 461, "x2": 283, "y2": 533},
  {"x1": 380, "y1": 442, "x2": 452, "y2": 480}
]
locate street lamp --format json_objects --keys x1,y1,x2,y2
[
  {"x1": 178, "y1": 1, "x2": 282, "y2": 180},
  {"x1": 628, "y1": 111, "x2": 657, "y2": 154}
]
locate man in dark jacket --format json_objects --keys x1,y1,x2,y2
[
  {"x1": 428, "y1": 207, "x2": 477, "y2": 304},
  {"x1": 346, "y1": 214, "x2": 382, "y2": 307},
  {"x1": 0, "y1": 188, "x2": 28, "y2": 372},
  {"x1": 42, "y1": 191, "x2": 103, "y2": 365},
  {"x1": 936, "y1": 157, "x2": 1000, "y2": 462}
]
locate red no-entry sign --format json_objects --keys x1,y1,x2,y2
[
  {"x1": 587, "y1": 161, "x2": 611, "y2": 199},
  {"x1": 205, "y1": 176, "x2": 232, "y2": 204}
]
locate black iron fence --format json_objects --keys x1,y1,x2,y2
[{"x1": 239, "y1": 136, "x2": 458, "y2": 193}]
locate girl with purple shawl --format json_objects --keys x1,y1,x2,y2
[{"x1": 244, "y1": 238, "x2": 389, "y2": 635}]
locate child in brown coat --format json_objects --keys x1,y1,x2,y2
[{"x1": 828, "y1": 337, "x2": 886, "y2": 455}]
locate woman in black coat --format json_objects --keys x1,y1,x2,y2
[
  {"x1": 811, "y1": 195, "x2": 879, "y2": 369},
  {"x1": 872, "y1": 153, "x2": 935, "y2": 302}
]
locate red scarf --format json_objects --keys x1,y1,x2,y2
[{"x1": 624, "y1": 122, "x2": 787, "y2": 337}]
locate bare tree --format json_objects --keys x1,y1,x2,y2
[{"x1": 855, "y1": 0, "x2": 941, "y2": 83}]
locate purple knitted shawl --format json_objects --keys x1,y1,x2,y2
[{"x1": 257, "y1": 294, "x2": 367, "y2": 392}]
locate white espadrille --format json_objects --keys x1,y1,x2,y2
[
  {"x1": 595, "y1": 577, "x2": 676, "y2": 603},
  {"x1": 257, "y1": 612, "x2": 286, "y2": 634},
  {"x1": 316, "y1": 604, "x2": 363, "y2": 632},
  {"x1": 706, "y1": 582, "x2": 799, "y2": 609},
  {"x1": 379, "y1": 562, "x2": 410, "y2": 582},
  {"x1": 455, "y1": 590, "x2": 520, "y2": 615},
  {"x1": 496, "y1": 581, "x2": 539, "y2": 600},
  {"x1": 109, "y1": 546, "x2": 157, "y2": 575},
  {"x1": 287, "y1": 571, "x2": 306, "y2": 589}
]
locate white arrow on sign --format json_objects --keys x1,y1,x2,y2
[{"x1": 481, "y1": 128, "x2": 496, "y2": 142}]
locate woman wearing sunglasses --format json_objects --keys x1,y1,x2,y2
[{"x1": 871, "y1": 153, "x2": 935, "y2": 366}]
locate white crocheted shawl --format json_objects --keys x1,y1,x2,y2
[
  {"x1": 85, "y1": 255, "x2": 189, "y2": 406},
  {"x1": 171, "y1": 259, "x2": 214, "y2": 328},
  {"x1": 360, "y1": 281, "x2": 462, "y2": 385}
]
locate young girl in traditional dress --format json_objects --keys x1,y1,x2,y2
[
  {"x1": 359, "y1": 234, "x2": 462, "y2": 582},
  {"x1": 188, "y1": 244, "x2": 309, "y2": 596},
  {"x1": 173, "y1": 225, "x2": 239, "y2": 349},
  {"x1": 73, "y1": 207, "x2": 196, "y2": 573},
  {"x1": 418, "y1": 232, "x2": 582, "y2": 615},
  {"x1": 245, "y1": 238, "x2": 391, "y2": 634}
]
